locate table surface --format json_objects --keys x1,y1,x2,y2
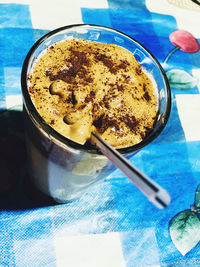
[{"x1": 0, "y1": 0, "x2": 200, "y2": 266}]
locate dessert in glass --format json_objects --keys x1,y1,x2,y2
[{"x1": 21, "y1": 24, "x2": 171, "y2": 203}]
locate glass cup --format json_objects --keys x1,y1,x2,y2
[{"x1": 21, "y1": 24, "x2": 171, "y2": 203}]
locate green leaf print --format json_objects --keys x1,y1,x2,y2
[
  {"x1": 166, "y1": 69, "x2": 198, "y2": 90},
  {"x1": 169, "y1": 210, "x2": 200, "y2": 256},
  {"x1": 195, "y1": 184, "x2": 200, "y2": 208}
]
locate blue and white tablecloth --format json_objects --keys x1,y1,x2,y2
[{"x1": 0, "y1": 0, "x2": 200, "y2": 266}]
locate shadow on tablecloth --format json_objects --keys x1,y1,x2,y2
[{"x1": 0, "y1": 109, "x2": 58, "y2": 210}]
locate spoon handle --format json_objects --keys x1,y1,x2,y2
[{"x1": 91, "y1": 132, "x2": 170, "y2": 209}]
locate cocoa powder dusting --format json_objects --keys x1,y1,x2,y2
[
  {"x1": 29, "y1": 39, "x2": 158, "y2": 148},
  {"x1": 135, "y1": 66, "x2": 142, "y2": 75},
  {"x1": 121, "y1": 114, "x2": 139, "y2": 130},
  {"x1": 93, "y1": 114, "x2": 119, "y2": 133},
  {"x1": 143, "y1": 92, "x2": 151, "y2": 102}
]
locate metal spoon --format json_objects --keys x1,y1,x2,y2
[{"x1": 91, "y1": 132, "x2": 170, "y2": 209}]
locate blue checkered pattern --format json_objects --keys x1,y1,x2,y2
[{"x1": 0, "y1": 1, "x2": 200, "y2": 266}]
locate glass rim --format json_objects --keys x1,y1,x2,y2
[{"x1": 21, "y1": 23, "x2": 171, "y2": 155}]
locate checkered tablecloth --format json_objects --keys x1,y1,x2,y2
[{"x1": 0, "y1": 0, "x2": 200, "y2": 266}]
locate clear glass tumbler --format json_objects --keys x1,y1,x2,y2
[{"x1": 21, "y1": 24, "x2": 171, "y2": 203}]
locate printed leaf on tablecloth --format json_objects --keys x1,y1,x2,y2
[
  {"x1": 195, "y1": 184, "x2": 200, "y2": 208},
  {"x1": 166, "y1": 69, "x2": 198, "y2": 90},
  {"x1": 169, "y1": 210, "x2": 200, "y2": 256}
]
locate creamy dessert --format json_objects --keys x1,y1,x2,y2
[{"x1": 28, "y1": 39, "x2": 158, "y2": 149}]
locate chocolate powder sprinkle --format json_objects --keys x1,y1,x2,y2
[
  {"x1": 103, "y1": 95, "x2": 110, "y2": 108},
  {"x1": 122, "y1": 74, "x2": 131, "y2": 82},
  {"x1": 46, "y1": 51, "x2": 90, "y2": 83},
  {"x1": 30, "y1": 39, "x2": 158, "y2": 149},
  {"x1": 95, "y1": 53, "x2": 118, "y2": 74},
  {"x1": 69, "y1": 50, "x2": 89, "y2": 72},
  {"x1": 143, "y1": 92, "x2": 151, "y2": 101},
  {"x1": 143, "y1": 83, "x2": 147, "y2": 92},
  {"x1": 45, "y1": 70, "x2": 55, "y2": 81},
  {"x1": 122, "y1": 114, "x2": 139, "y2": 130},
  {"x1": 85, "y1": 76, "x2": 93, "y2": 83},
  {"x1": 85, "y1": 91, "x2": 95, "y2": 103},
  {"x1": 50, "y1": 119, "x2": 55, "y2": 125},
  {"x1": 28, "y1": 86, "x2": 34, "y2": 94},
  {"x1": 118, "y1": 60, "x2": 130, "y2": 69},
  {"x1": 117, "y1": 84, "x2": 124, "y2": 91},
  {"x1": 64, "y1": 97, "x2": 72, "y2": 103},
  {"x1": 92, "y1": 103, "x2": 98, "y2": 113},
  {"x1": 93, "y1": 114, "x2": 120, "y2": 133},
  {"x1": 105, "y1": 102, "x2": 110, "y2": 109},
  {"x1": 78, "y1": 104, "x2": 87, "y2": 110},
  {"x1": 135, "y1": 66, "x2": 142, "y2": 75}
]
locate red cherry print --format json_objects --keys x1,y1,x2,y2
[{"x1": 169, "y1": 30, "x2": 199, "y2": 53}]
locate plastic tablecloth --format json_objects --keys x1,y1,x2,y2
[{"x1": 0, "y1": 0, "x2": 200, "y2": 266}]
